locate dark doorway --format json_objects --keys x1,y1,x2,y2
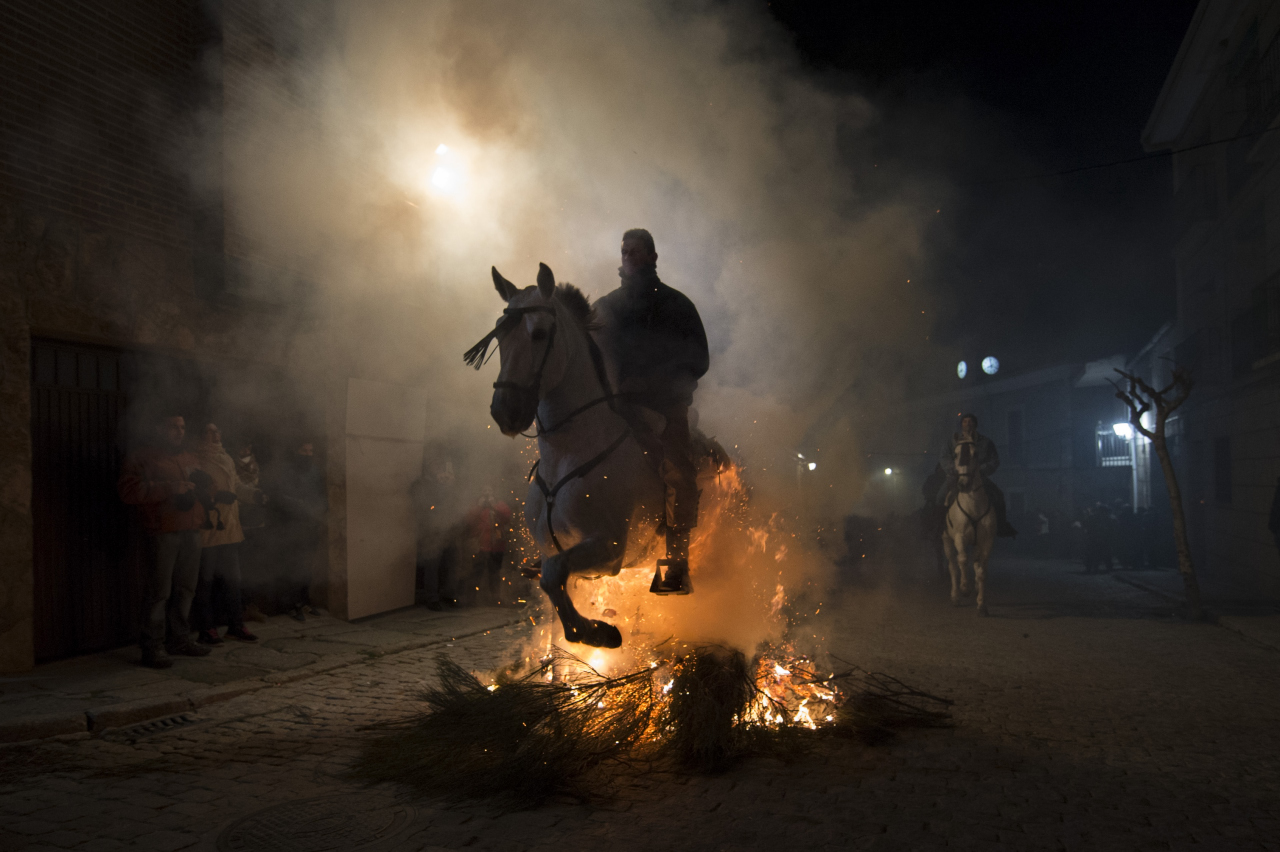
[
  {"x1": 31, "y1": 340, "x2": 138, "y2": 662},
  {"x1": 30, "y1": 340, "x2": 210, "y2": 662}
]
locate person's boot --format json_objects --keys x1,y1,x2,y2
[
  {"x1": 650, "y1": 527, "x2": 693, "y2": 595},
  {"x1": 196, "y1": 628, "x2": 223, "y2": 645},
  {"x1": 166, "y1": 639, "x2": 211, "y2": 657},
  {"x1": 140, "y1": 645, "x2": 173, "y2": 669}
]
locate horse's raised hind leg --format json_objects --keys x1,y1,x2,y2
[{"x1": 539, "y1": 533, "x2": 626, "y2": 649}]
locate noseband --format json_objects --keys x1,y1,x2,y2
[{"x1": 463, "y1": 304, "x2": 558, "y2": 403}]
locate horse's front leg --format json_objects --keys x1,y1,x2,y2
[
  {"x1": 943, "y1": 526, "x2": 962, "y2": 606},
  {"x1": 974, "y1": 518, "x2": 996, "y2": 617},
  {"x1": 954, "y1": 534, "x2": 972, "y2": 601},
  {"x1": 540, "y1": 531, "x2": 627, "y2": 649}
]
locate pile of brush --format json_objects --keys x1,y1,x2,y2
[{"x1": 354, "y1": 646, "x2": 951, "y2": 804}]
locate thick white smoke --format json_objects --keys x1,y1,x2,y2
[{"x1": 213, "y1": 0, "x2": 939, "y2": 527}]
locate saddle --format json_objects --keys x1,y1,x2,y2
[{"x1": 616, "y1": 404, "x2": 730, "y2": 481}]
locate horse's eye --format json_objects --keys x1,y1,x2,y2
[{"x1": 530, "y1": 328, "x2": 548, "y2": 342}]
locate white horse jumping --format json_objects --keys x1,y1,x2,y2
[
  {"x1": 942, "y1": 438, "x2": 997, "y2": 616},
  {"x1": 466, "y1": 263, "x2": 667, "y2": 648}
]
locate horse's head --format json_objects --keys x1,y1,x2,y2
[
  {"x1": 467, "y1": 263, "x2": 568, "y2": 436},
  {"x1": 953, "y1": 437, "x2": 982, "y2": 492}
]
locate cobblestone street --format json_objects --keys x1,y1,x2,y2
[{"x1": 2, "y1": 559, "x2": 1278, "y2": 852}]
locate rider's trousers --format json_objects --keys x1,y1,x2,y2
[{"x1": 658, "y1": 404, "x2": 700, "y2": 529}]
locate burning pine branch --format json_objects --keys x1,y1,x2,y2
[{"x1": 356, "y1": 646, "x2": 953, "y2": 803}]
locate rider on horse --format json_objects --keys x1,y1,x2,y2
[
  {"x1": 939, "y1": 413, "x2": 1018, "y2": 538},
  {"x1": 594, "y1": 229, "x2": 708, "y2": 594}
]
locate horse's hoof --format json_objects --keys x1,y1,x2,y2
[
  {"x1": 977, "y1": 604, "x2": 989, "y2": 617},
  {"x1": 961, "y1": 586, "x2": 973, "y2": 598},
  {"x1": 950, "y1": 596, "x2": 964, "y2": 607},
  {"x1": 566, "y1": 619, "x2": 622, "y2": 649}
]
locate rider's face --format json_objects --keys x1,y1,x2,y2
[
  {"x1": 961, "y1": 417, "x2": 976, "y2": 436},
  {"x1": 620, "y1": 237, "x2": 657, "y2": 276}
]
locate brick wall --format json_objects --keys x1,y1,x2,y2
[{"x1": 0, "y1": 0, "x2": 207, "y2": 250}]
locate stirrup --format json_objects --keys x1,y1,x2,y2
[{"x1": 650, "y1": 559, "x2": 693, "y2": 595}]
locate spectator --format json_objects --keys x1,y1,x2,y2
[
  {"x1": 117, "y1": 413, "x2": 211, "y2": 668},
  {"x1": 192, "y1": 423, "x2": 261, "y2": 644},
  {"x1": 412, "y1": 450, "x2": 462, "y2": 611},
  {"x1": 1082, "y1": 503, "x2": 1115, "y2": 574},
  {"x1": 233, "y1": 440, "x2": 269, "y2": 623},
  {"x1": 1113, "y1": 502, "x2": 1141, "y2": 569},
  {"x1": 1137, "y1": 506, "x2": 1157, "y2": 568},
  {"x1": 466, "y1": 488, "x2": 513, "y2": 605},
  {"x1": 273, "y1": 441, "x2": 328, "y2": 621}
]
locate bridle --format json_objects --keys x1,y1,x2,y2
[
  {"x1": 463, "y1": 297, "x2": 631, "y2": 554},
  {"x1": 947, "y1": 438, "x2": 990, "y2": 533},
  {"x1": 464, "y1": 304, "x2": 559, "y2": 406}
]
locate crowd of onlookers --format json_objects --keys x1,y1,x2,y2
[
  {"x1": 118, "y1": 412, "x2": 526, "y2": 669},
  {"x1": 410, "y1": 450, "x2": 527, "y2": 612},
  {"x1": 118, "y1": 412, "x2": 327, "y2": 669},
  {"x1": 1072, "y1": 500, "x2": 1162, "y2": 573}
]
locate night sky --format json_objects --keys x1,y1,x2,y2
[{"x1": 769, "y1": 0, "x2": 1200, "y2": 383}]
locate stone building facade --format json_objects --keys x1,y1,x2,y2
[
  {"x1": 1142, "y1": 0, "x2": 1280, "y2": 596},
  {"x1": 0, "y1": 1, "x2": 442, "y2": 670}
]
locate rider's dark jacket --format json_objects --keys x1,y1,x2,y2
[
  {"x1": 595, "y1": 268, "x2": 708, "y2": 411},
  {"x1": 940, "y1": 432, "x2": 1000, "y2": 478}
]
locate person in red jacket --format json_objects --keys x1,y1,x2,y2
[
  {"x1": 466, "y1": 488, "x2": 512, "y2": 605},
  {"x1": 118, "y1": 413, "x2": 211, "y2": 668}
]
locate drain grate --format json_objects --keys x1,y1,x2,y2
[
  {"x1": 217, "y1": 795, "x2": 416, "y2": 852},
  {"x1": 105, "y1": 713, "x2": 199, "y2": 742}
]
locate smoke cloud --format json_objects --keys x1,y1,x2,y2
[{"x1": 211, "y1": 0, "x2": 939, "y2": 520}]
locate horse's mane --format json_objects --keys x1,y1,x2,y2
[{"x1": 555, "y1": 284, "x2": 599, "y2": 331}]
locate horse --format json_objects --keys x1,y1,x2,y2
[
  {"x1": 942, "y1": 437, "x2": 997, "y2": 616},
  {"x1": 465, "y1": 263, "x2": 667, "y2": 649}
]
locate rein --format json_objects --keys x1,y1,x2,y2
[
  {"x1": 947, "y1": 474, "x2": 991, "y2": 534},
  {"x1": 465, "y1": 297, "x2": 633, "y2": 554}
]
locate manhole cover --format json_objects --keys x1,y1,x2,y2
[{"x1": 217, "y1": 795, "x2": 415, "y2": 852}]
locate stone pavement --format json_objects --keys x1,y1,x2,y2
[
  {"x1": 1110, "y1": 564, "x2": 1280, "y2": 650},
  {"x1": 0, "y1": 607, "x2": 527, "y2": 744},
  {"x1": 2, "y1": 558, "x2": 1279, "y2": 851}
]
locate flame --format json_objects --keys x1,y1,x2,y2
[{"x1": 743, "y1": 647, "x2": 843, "y2": 731}]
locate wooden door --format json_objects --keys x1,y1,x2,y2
[{"x1": 30, "y1": 340, "x2": 143, "y2": 662}]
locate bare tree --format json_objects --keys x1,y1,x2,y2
[{"x1": 1112, "y1": 366, "x2": 1202, "y2": 620}]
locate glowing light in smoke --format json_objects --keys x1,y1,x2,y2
[
  {"x1": 431, "y1": 166, "x2": 459, "y2": 192},
  {"x1": 807, "y1": 462, "x2": 817, "y2": 471},
  {"x1": 1113, "y1": 422, "x2": 1134, "y2": 439},
  {"x1": 435, "y1": 143, "x2": 449, "y2": 155},
  {"x1": 884, "y1": 468, "x2": 893, "y2": 475}
]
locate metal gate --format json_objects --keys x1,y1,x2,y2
[{"x1": 30, "y1": 340, "x2": 143, "y2": 662}]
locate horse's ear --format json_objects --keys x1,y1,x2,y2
[
  {"x1": 492, "y1": 267, "x2": 518, "y2": 302},
  {"x1": 536, "y1": 263, "x2": 556, "y2": 300}
]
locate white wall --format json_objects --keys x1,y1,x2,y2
[{"x1": 343, "y1": 378, "x2": 425, "y2": 619}]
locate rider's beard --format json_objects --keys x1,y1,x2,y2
[{"x1": 618, "y1": 264, "x2": 659, "y2": 289}]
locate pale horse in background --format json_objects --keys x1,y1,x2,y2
[
  {"x1": 942, "y1": 437, "x2": 998, "y2": 616},
  {"x1": 465, "y1": 263, "x2": 666, "y2": 649}
]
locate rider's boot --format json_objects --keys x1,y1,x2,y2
[{"x1": 650, "y1": 527, "x2": 693, "y2": 595}]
